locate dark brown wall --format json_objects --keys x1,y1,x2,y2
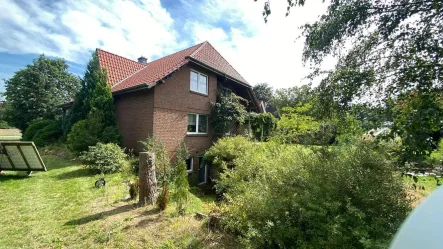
[
  {"x1": 114, "y1": 89, "x2": 154, "y2": 152},
  {"x1": 153, "y1": 63, "x2": 217, "y2": 157}
]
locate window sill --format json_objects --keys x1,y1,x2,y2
[
  {"x1": 186, "y1": 133, "x2": 208, "y2": 137},
  {"x1": 190, "y1": 90, "x2": 208, "y2": 97}
]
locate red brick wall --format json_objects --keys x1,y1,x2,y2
[
  {"x1": 153, "y1": 63, "x2": 217, "y2": 157},
  {"x1": 114, "y1": 89, "x2": 154, "y2": 152}
]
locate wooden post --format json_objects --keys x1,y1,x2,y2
[{"x1": 138, "y1": 152, "x2": 158, "y2": 206}]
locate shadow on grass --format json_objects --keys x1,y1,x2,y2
[
  {"x1": 0, "y1": 174, "x2": 29, "y2": 182},
  {"x1": 56, "y1": 168, "x2": 92, "y2": 180},
  {"x1": 65, "y1": 203, "x2": 137, "y2": 226}
]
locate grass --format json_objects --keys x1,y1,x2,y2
[
  {"x1": 0, "y1": 154, "x2": 236, "y2": 249},
  {"x1": 403, "y1": 176, "x2": 442, "y2": 207}
]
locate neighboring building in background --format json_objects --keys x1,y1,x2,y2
[{"x1": 63, "y1": 41, "x2": 261, "y2": 184}]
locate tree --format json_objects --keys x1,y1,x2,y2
[
  {"x1": 66, "y1": 52, "x2": 120, "y2": 153},
  {"x1": 63, "y1": 52, "x2": 102, "y2": 135},
  {"x1": 270, "y1": 85, "x2": 314, "y2": 116},
  {"x1": 3, "y1": 55, "x2": 80, "y2": 131},
  {"x1": 253, "y1": 82, "x2": 273, "y2": 102},
  {"x1": 260, "y1": 0, "x2": 443, "y2": 161}
]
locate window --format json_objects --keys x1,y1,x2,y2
[
  {"x1": 221, "y1": 87, "x2": 232, "y2": 98},
  {"x1": 187, "y1": 114, "x2": 208, "y2": 134},
  {"x1": 186, "y1": 157, "x2": 193, "y2": 173},
  {"x1": 190, "y1": 71, "x2": 208, "y2": 94}
]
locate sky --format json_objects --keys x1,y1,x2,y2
[{"x1": 0, "y1": 0, "x2": 331, "y2": 94}]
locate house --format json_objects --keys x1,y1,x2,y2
[{"x1": 70, "y1": 41, "x2": 261, "y2": 183}]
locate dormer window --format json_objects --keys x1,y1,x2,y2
[{"x1": 190, "y1": 70, "x2": 208, "y2": 95}]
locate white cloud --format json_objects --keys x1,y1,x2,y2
[
  {"x1": 0, "y1": 0, "x2": 179, "y2": 63},
  {"x1": 185, "y1": 0, "x2": 333, "y2": 88},
  {"x1": 0, "y1": 0, "x2": 333, "y2": 89}
]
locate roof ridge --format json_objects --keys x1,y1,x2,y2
[
  {"x1": 96, "y1": 48, "x2": 146, "y2": 66},
  {"x1": 145, "y1": 42, "x2": 205, "y2": 65},
  {"x1": 190, "y1": 42, "x2": 248, "y2": 84},
  {"x1": 189, "y1": 41, "x2": 208, "y2": 58}
]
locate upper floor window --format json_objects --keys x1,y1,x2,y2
[
  {"x1": 187, "y1": 113, "x2": 208, "y2": 134},
  {"x1": 190, "y1": 71, "x2": 208, "y2": 95},
  {"x1": 221, "y1": 87, "x2": 232, "y2": 98}
]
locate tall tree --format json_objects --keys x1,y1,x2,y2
[
  {"x1": 4, "y1": 55, "x2": 80, "y2": 130},
  {"x1": 260, "y1": 0, "x2": 443, "y2": 161},
  {"x1": 66, "y1": 52, "x2": 120, "y2": 153},
  {"x1": 63, "y1": 52, "x2": 102, "y2": 135},
  {"x1": 253, "y1": 83, "x2": 273, "y2": 102}
]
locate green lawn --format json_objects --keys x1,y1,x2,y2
[{"x1": 0, "y1": 155, "x2": 235, "y2": 249}]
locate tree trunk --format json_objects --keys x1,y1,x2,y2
[{"x1": 138, "y1": 152, "x2": 157, "y2": 206}]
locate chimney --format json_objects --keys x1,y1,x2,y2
[{"x1": 138, "y1": 56, "x2": 147, "y2": 64}]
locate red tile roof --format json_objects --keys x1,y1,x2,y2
[
  {"x1": 96, "y1": 41, "x2": 249, "y2": 93},
  {"x1": 97, "y1": 49, "x2": 146, "y2": 86}
]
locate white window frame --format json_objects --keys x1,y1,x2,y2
[
  {"x1": 190, "y1": 70, "x2": 208, "y2": 95},
  {"x1": 186, "y1": 157, "x2": 193, "y2": 173},
  {"x1": 187, "y1": 113, "x2": 208, "y2": 135}
]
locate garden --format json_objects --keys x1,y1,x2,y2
[{"x1": 1, "y1": 1, "x2": 442, "y2": 248}]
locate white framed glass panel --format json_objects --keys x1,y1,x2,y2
[
  {"x1": 187, "y1": 114, "x2": 197, "y2": 133},
  {"x1": 190, "y1": 71, "x2": 198, "y2": 92},
  {"x1": 198, "y1": 115, "x2": 208, "y2": 133},
  {"x1": 198, "y1": 74, "x2": 208, "y2": 94}
]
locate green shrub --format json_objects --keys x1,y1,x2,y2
[
  {"x1": 204, "y1": 136, "x2": 253, "y2": 187},
  {"x1": 67, "y1": 120, "x2": 100, "y2": 154},
  {"x1": 33, "y1": 120, "x2": 62, "y2": 147},
  {"x1": 0, "y1": 120, "x2": 12, "y2": 129},
  {"x1": 217, "y1": 140, "x2": 410, "y2": 248},
  {"x1": 78, "y1": 143, "x2": 126, "y2": 174},
  {"x1": 171, "y1": 141, "x2": 190, "y2": 215},
  {"x1": 23, "y1": 119, "x2": 54, "y2": 141}
]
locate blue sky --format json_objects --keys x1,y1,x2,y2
[{"x1": 0, "y1": 0, "x2": 330, "y2": 94}]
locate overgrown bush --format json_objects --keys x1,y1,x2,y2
[
  {"x1": 204, "y1": 136, "x2": 253, "y2": 187},
  {"x1": 0, "y1": 120, "x2": 12, "y2": 129},
  {"x1": 78, "y1": 143, "x2": 126, "y2": 174},
  {"x1": 249, "y1": 112, "x2": 277, "y2": 141},
  {"x1": 23, "y1": 119, "x2": 62, "y2": 146},
  {"x1": 23, "y1": 119, "x2": 54, "y2": 141},
  {"x1": 67, "y1": 112, "x2": 120, "y2": 154},
  {"x1": 216, "y1": 139, "x2": 411, "y2": 248},
  {"x1": 211, "y1": 94, "x2": 248, "y2": 137},
  {"x1": 33, "y1": 120, "x2": 63, "y2": 147}
]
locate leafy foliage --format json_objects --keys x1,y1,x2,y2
[
  {"x1": 66, "y1": 52, "x2": 120, "y2": 154},
  {"x1": 273, "y1": 104, "x2": 320, "y2": 144},
  {"x1": 217, "y1": 139, "x2": 410, "y2": 248},
  {"x1": 253, "y1": 83, "x2": 273, "y2": 102},
  {"x1": 270, "y1": 85, "x2": 314, "y2": 116},
  {"x1": 171, "y1": 141, "x2": 190, "y2": 215},
  {"x1": 390, "y1": 92, "x2": 443, "y2": 163},
  {"x1": 78, "y1": 142, "x2": 126, "y2": 174},
  {"x1": 211, "y1": 94, "x2": 248, "y2": 137},
  {"x1": 260, "y1": 0, "x2": 443, "y2": 161},
  {"x1": 3, "y1": 55, "x2": 80, "y2": 131},
  {"x1": 23, "y1": 120, "x2": 55, "y2": 141},
  {"x1": 32, "y1": 120, "x2": 63, "y2": 147},
  {"x1": 23, "y1": 119, "x2": 62, "y2": 147},
  {"x1": 249, "y1": 112, "x2": 277, "y2": 141},
  {"x1": 63, "y1": 53, "x2": 102, "y2": 135}
]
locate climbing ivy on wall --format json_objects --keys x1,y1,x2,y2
[
  {"x1": 211, "y1": 94, "x2": 248, "y2": 137},
  {"x1": 249, "y1": 112, "x2": 277, "y2": 141}
]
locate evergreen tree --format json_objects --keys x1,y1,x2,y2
[
  {"x1": 63, "y1": 52, "x2": 101, "y2": 135},
  {"x1": 66, "y1": 52, "x2": 120, "y2": 153}
]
